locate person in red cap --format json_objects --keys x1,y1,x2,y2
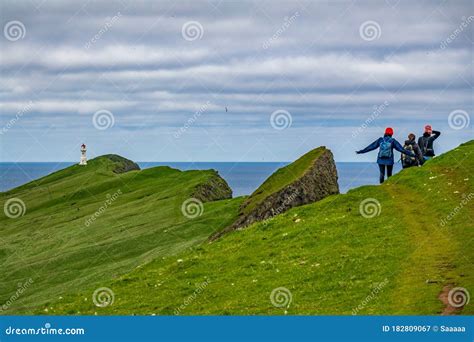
[
  {"x1": 418, "y1": 125, "x2": 441, "y2": 160},
  {"x1": 356, "y1": 127, "x2": 415, "y2": 184}
]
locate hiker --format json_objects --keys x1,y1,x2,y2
[
  {"x1": 418, "y1": 125, "x2": 441, "y2": 160},
  {"x1": 356, "y1": 127, "x2": 415, "y2": 184},
  {"x1": 402, "y1": 133, "x2": 424, "y2": 169}
]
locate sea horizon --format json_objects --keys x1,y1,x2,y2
[{"x1": 0, "y1": 161, "x2": 402, "y2": 196}]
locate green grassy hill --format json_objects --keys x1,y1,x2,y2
[
  {"x1": 0, "y1": 155, "x2": 242, "y2": 314},
  {"x1": 44, "y1": 141, "x2": 473, "y2": 315}
]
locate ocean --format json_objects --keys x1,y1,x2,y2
[{"x1": 0, "y1": 162, "x2": 402, "y2": 196}]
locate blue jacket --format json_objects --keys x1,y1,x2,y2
[{"x1": 357, "y1": 135, "x2": 415, "y2": 165}]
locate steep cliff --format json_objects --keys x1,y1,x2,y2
[{"x1": 211, "y1": 146, "x2": 339, "y2": 240}]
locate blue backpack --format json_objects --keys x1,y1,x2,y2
[{"x1": 378, "y1": 137, "x2": 393, "y2": 159}]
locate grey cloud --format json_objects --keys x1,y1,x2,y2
[{"x1": 0, "y1": 0, "x2": 472, "y2": 162}]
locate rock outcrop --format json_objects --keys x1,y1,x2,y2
[
  {"x1": 104, "y1": 154, "x2": 141, "y2": 173},
  {"x1": 192, "y1": 170, "x2": 233, "y2": 202},
  {"x1": 210, "y1": 146, "x2": 339, "y2": 240}
]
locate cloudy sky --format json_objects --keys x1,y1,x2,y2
[{"x1": 0, "y1": 0, "x2": 472, "y2": 162}]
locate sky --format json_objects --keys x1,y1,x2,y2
[{"x1": 0, "y1": 0, "x2": 472, "y2": 162}]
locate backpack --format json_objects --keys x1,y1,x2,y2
[
  {"x1": 401, "y1": 143, "x2": 416, "y2": 167},
  {"x1": 378, "y1": 137, "x2": 393, "y2": 159},
  {"x1": 420, "y1": 136, "x2": 435, "y2": 157}
]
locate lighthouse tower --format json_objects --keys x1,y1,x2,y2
[{"x1": 79, "y1": 144, "x2": 87, "y2": 165}]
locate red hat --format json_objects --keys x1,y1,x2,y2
[
  {"x1": 385, "y1": 127, "x2": 394, "y2": 136},
  {"x1": 424, "y1": 125, "x2": 432, "y2": 133}
]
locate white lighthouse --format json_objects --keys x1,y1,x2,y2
[{"x1": 79, "y1": 144, "x2": 87, "y2": 165}]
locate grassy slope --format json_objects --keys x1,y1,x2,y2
[
  {"x1": 242, "y1": 147, "x2": 326, "y2": 215},
  {"x1": 0, "y1": 155, "x2": 243, "y2": 314},
  {"x1": 47, "y1": 141, "x2": 473, "y2": 315}
]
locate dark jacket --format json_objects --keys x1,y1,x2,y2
[
  {"x1": 418, "y1": 130, "x2": 441, "y2": 157},
  {"x1": 402, "y1": 139, "x2": 424, "y2": 167},
  {"x1": 357, "y1": 135, "x2": 415, "y2": 165}
]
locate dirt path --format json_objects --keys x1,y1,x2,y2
[
  {"x1": 438, "y1": 285, "x2": 464, "y2": 315},
  {"x1": 384, "y1": 184, "x2": 458, "y2": 314}
]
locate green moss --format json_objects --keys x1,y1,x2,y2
[{"x1": 242, "y1": 147, "x2": 326, "y2": 214}]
